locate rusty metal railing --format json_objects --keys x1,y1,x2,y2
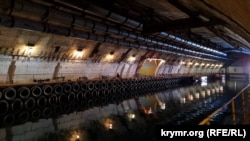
[{"x1": 199, "y1": 84, "x2": 250, "y2": 125}]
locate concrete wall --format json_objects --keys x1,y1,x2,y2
[
  {"x1": 155, "y1": 63, "x2": 221, "y2": 76},
  {"x1": 0, "y1": 57, "x2": 139, "y2": 84},
  {"x1": 0, "y1": 55, "x2": 224, "y2": 84}
]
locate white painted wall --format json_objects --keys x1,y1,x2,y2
[
  {"x1": 153, "y1": 64, "x2": 222, "y2": 76},
  {"x1": 0, "y1": 57, "x2": 11, "y2": 83},
  {"x1": 155, "y1": 65, "x2": 165, "y2": 75},
  {"x1": 0, "y1": 57, "x2": 139, "y2": 84},
  {"x1": 0, "y1": 53, "x2": 227, "y2": 85},
  {"x1": 126, "y1": 63, "x2": 138, "y2": 78},
  {"x1": 171, "y1": 65, "x2": 180, "y2": 74}
]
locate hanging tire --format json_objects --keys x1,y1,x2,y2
[
  {"x1": 58, "y1": 93, "x2": 67, "y2": 104},
  {"x1": 92, "y1": 98, "x2": 100, "y2": 107},
  {"x1": 53, "y1": 84, "x2": 63, "y2": 95},
  {"x1": 111, "y1": 80, "x2": 117, "y2": 88},
  {"x1": 91, "y1": 90, "x2": 99, "y2": 98},
  {"x1": 17, "y1": 111, "x2": 29, "y2": 124},
  {"x1": 94, "y1": 81, "x2": 101, "y2": 90},
  {"x1": 24, "y1": 97, "x2": 36, "y2": 110},
  {"x1": 116, "y1": 80, "x2": 122, "y2": 87},
  {"x1": 72, "y1": 103, "x2": 79, "y2": 111},
  {"x1": 67, "y1": 92, "x2": 75, "y2": 104},
  {"x1": 37, "y1": 96, "x2": 47, "y2": 108},
  {"x1": 72, "y1": 82, "x2": 80, "y2": 92},
  {"x1": 121, "y1": 80, "x2": 127, "y2": 87},
  {"x1": 101, "y1": 97, "x2": 107, "y2": 106},
  {"x1": 63, "y1": 83, "x2": 72, "y2": 93},
  {"x1": 42, "y1": 85, "x2": 53, "y2": 96},
  {"x1": 106, "y1": 81, "x2": 112, "y2": 88},
  {"x1": 111, "y1": 95, "x2": 116, "y2": 103},
  {"x1": 87, "y1": 99, "x2": 94, "y2": 108},
  {"x1": 127, "y1": 92, "x2": 133, "y2": 98},
  {"x1": 87, "y1": 81, "x2": 95, "y2": 90},
  {"x1": 103, "y1": 89, "x2": 110, "y2": 97},
  {"x1": 53, "y1": 105, "x2": 63, "y2": 116},
  {"x1": 42, "y1": 107, "x2": 53, "y2": 119},
  {"x1": 123, "y1": 93, "x2": 129, "y2": 99},
  {"x1": 3, "y1": 87, "x2": 16, "y2": 101},
  {"x1": 101, "y1": 81, "x2": 107, "y2": 90},
  {"x1": 121, "y1": 87, "x2": 126, "y2": 93},
  {"x1": 76, "y1": 91, "x2": 84, "y2": 102},
  {"x1": 2, "y1": 113, "x2": 15, "y2": 127},
  {"x1": 0, "y1": 100, "x2": 9, "y2": 116},
  {"x1": 80, "y1": 82, "x2": 88, "y2": 91},
  {"x1": 80, "y1": 100, "x2": 86, "y2": 110},
  {"x1": 11, "y1": 98, "x2": 23, "y2": 113},
  {"x1": 84, "y1": 90, "x2": 91, "y2": 99},
  {"x1": 31, "y1": 85, "x2": 42, "y2": 98},
  {"x1": 121, "y1": 93, "x2": 127, "y2": 100},
  {"x1": 116, "y1": 94, "x2": 122, "y2": 101},
  {"x1": 30, "y1": 108, "x2": 41, "y2": 121},
  {"x1": 18, "y1": 86, "x2": 30, "y2": 100},
  {"x1": 110, "y1": 88, "x2": 116, "y2": 94},
  {"x1": 116, "y1": 87, "x2": 121, "y2": 94},
  {"x1": 48, "y1": 94, "x2": 58, "y2": 106},
  {"x1": 63, "y1": 103, "x2": 72, "y2": 115}
]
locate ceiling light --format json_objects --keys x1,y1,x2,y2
[
  {"x1": 75, "y1": 48, "x2": 83, "y2": 58},
  {"x1": 128, "y1": 55, "x2": 136, "y2": 62},
  {"x1": 109, "y1": 123, "x2": 113, "y2": 130},
  {"x1": 106, "y1": 52, "x2": 114, "y2": 61}
]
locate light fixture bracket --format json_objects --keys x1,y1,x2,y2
[
  {"x1": 77, "y1": 48, "x2": 83, "y2": 52},
  {"x1": 27, "y1": 42, "x2": 35, "y2": 47}
]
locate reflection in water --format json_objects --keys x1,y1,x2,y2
[{"x1": 0, "y1": 79, "x2": 248, "y2": 141}]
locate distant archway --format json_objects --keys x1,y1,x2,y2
[{"x1": 137, "y1": 58, "x2": 165, "y2": 76}]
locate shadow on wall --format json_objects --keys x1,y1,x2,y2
[{"x1": 7, "y1": 60, "x2": 16, "y2": 84}]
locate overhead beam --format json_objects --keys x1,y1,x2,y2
[
  {"x1": 143, "y1": 18, "x2": 224, "y2": 33},
  {"x1": 207, "y1": 27, "x2": 248, "y2": 50},
  {"x1": 167, "y1": 0, "x2": 197, "y2": 17}
]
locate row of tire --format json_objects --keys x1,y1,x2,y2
[
  {"x1": 0, "y1": 77, "x2": 186, "y2": 101},
  {"x1": 0, "y1": 76, "x2": 193, "y2": 127}
]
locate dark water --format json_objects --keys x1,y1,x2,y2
[{"x1": 0, "y1": 78, "x2": 248, "y2": 141}]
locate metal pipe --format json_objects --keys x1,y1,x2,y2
[
  {"x1": 83, "y1": 4, "x2": 142, "y2": 28},
  {"x1": 1, "y1": 0, "x2": 228, "y2": 61},
  {"x1": 0, "y1": 14, "x2": 228, "y2": 61}
]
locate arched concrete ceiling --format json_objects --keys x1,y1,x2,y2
[{"x1": 0, "y1": 0, "x2": 249, "y2": 65}]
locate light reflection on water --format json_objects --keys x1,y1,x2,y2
[{"x1": 0, "y1": 79, "x2": 248, "y2": 141}]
